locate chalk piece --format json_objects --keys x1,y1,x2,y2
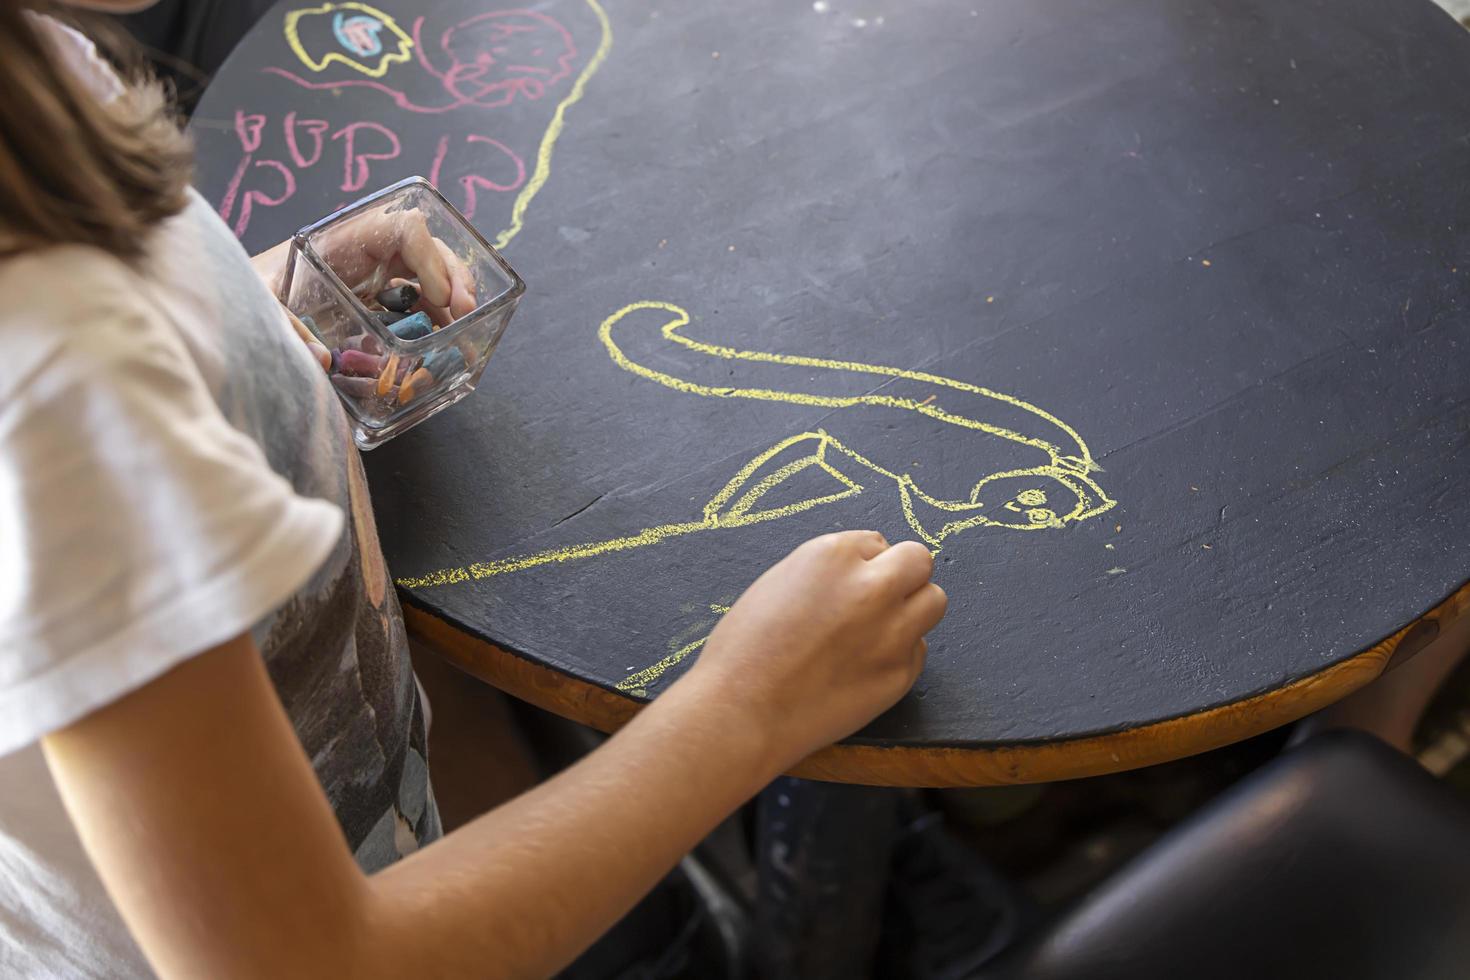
[
  {"x1": 345, "y1": 333, "x2": 386, "y2": 356},
  {"x1": 378, "y1": 310, "x2": 408, "y2": 326},
  {"x1": 377, "y1": 283, "x2": 420, "y2": 313},
  {"x1": 389, "y1": 311, "x2": 434, "y2": 341},
  {"x1": 338, "y1": 349, "x2": 383, "y2": 376},
  {"x1": 424, "y1": 346, "x2": 467, "y2": 380},
  {"x1": 331, "y1": 374, "x2": 379, "y2": 399},
  {"x1": 377, "y1": 354, "x2": 401, "y2": 397},
  {"x1": 398, "y1": 366, "x2": 436, "y2": 404},
  {"x1": 344, "y1": 334, "x2": 387, "y2": 357}
]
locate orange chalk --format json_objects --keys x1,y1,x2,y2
[
  {"x1": 398, "y1": 366, "x2": 435, "y2": 404},
  {"x1": 377, "y1": 354, "x2": 400, "y2": 397}
]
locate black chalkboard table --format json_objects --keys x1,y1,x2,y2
[
  {"x1": 191, "y1": 0, "x2": 1470, "y2": 971},
  {"x1": 194, "y1": 0, "x2": 1470, "y2": 785}
]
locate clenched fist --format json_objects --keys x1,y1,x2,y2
[{"x1": 674, "y1": 531, "x2": 947, "y2": 770}]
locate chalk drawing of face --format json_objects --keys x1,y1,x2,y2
[
  {"x1": 437, "y1": 11, "x2": 577, "y2": 106},
  {"x1": 285, "y1": 1, "x2": 413, "y2": 78},
  {"x1": 969, "y1": 469, "x2": 1109, "y2": 531}
]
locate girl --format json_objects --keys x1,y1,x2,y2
[{"x1": 0, "y1": 1, "x2": 947, "y2": 977}]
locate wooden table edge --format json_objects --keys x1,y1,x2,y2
[{"x1": 403, "y1": 578, "x2": 1470, "y2": 787}]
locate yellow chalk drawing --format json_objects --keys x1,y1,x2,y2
[
  {"x1": 619, "y1": 637, "x2": 707, "y2": 695},
  {"x1": 600, "y1": 301, "x2": 1101, "y2": 475},
  {"x1": 284, "y1": 2, "x2": 413, "y2": 78},
  {"x1": 618, "y1": 601, "x2": 733, "y2": 694},
  {"x1": 396, "y1": 300, "x2": 1116, "y2": 597},
  {"x1": 494, "y1": 0, "x2": 613, "y2": 250}
]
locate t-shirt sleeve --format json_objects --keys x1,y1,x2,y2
[{"x1": 0, "y1": 281, "x2": 344, "y2": 755}]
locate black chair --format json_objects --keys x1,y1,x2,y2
[{"x1": 986, "y1": 730, "x2": 1470, "y2": 980}]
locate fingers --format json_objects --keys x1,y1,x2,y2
[
  {"x1": 391, "y1": 276, "x2": 451, "y2": 329},
  {"x1": 392, "y1": 211, "x2": 452, "y2": 309},
  {"x1": 435, "y1": 238, "x2": 479, "y2": 319},
  {"x1": 910, "y1": 637, "x2": 929, "y2": 684},
  {"x1": 412, "y1": 240, "x2": 476, "y2": 327},
  {"x1": 847, "y1": 530, "x2": 889, "y2": 560},
  {"x1": 804, "y1": 530, "x2": 887, "y2": 561},
  {"x1": 868, "y1": 539, "x2": 935, "y2": 597},
  {"x1": 284, "y1": 308, "x2": 330, "y2": 373},
  {"x1": 902, "y1": 582, "x2": 948, "y2": 635},
  {"x1": 285, "y1": 308, "x2": 316, "y2": 345},
  {"x1": 316, "y1": 208, "x2": 477, "y2": 325}
]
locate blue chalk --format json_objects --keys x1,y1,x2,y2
[
  {"x1": 424, "y1": 346, "x2": 467, "y2": 379},
  {"x1": 389, "y1": 311, "x2": 433, "y2": 341}
]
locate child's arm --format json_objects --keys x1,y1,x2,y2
[{"x1": 44, "y1": 532, "x2": 943, "y2": 980}]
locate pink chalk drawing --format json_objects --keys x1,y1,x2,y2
[
  {"x1": 284, "y1": 111, "x2": 330, "y2": 167},
  {"x1": 215, "y1": 109, "x2": 527, "y2": 237},
  {"x1": 428, "y1": 133, "x2": 526, "y2": 219},
  {"x1": 428, "y1": 11, "x2": 576, "y2": 106},
  {"x1": 331, "y1": 121, "x2": 402, "y2": 192},
  {"x1": 234, "y1": 161, "x2": 297, "y2": 236},
  {"x1": 219, "y1": 111, "x2": 299, "y2": 237},
  {"x1": 263, "y1": 10, "x2": 576, "y2": 115},
  {"x1": 237, "y1": 111, "x2": 267, "y2": 151}
]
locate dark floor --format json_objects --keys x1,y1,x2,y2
[
  {"x1": 486, "y1": 647, "x2": 1470, "y2": 979},
  {"x1": 921, "y1": 650, "x2": 1470, "y2": 915},
  {"x1": 1414, "y1": 652, "x2": 1470, "y2": 791}
]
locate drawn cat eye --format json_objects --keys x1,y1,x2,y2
[
  {"x1": 1027, "y1": 508, "x2": 1058, "y2": 525},
  {"x1": 1016, "y1": 488, "x2": 1048, "y2": 507}
]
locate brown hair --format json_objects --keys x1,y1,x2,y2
[{"x1": 0, "y1": 2, "x2": 192, "y2": 260}]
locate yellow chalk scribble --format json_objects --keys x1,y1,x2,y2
[
  {"x1": 599, "y1": 302, "x2": 1100, "y2": 475},
  {"x1": 396, "y1": 431, "x2": 863, "y2": 587},
  {"x1": 284, "y1": 2, "x2": 413, "y2": 78},
  {"x1": 494, "y1": 0, "x2": 613, "y2": 250},
  {"x1": 395, "y1": 300, "x2": 1116, "y2": 594},
  {"x1": 617, "y1": 636, "x2": 707, "y2": 694}
]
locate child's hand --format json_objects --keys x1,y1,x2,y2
[
  {"x1": 316, "y1": 207, "x2": 478, "y2": 327},
  {"x1": 251, "y1": 205, "x2": 479, "y2": 371},
  {"x1": 283, "y1": 307, "x2": 331, "y2": 374},
  {"x1": 676, "y1": 531, "x2": 946, "y2": 769}
]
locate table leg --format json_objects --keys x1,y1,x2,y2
[{"x1": 751, "y1": 776, "x2": 899, "y2": 979}]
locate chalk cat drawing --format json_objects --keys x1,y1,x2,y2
[{"x1": 397, "y1": 301, "x2": 1115, "y2": 590}]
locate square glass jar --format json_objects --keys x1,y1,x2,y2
[{"x1": 277, "y1": 176, "x2": 525, "y2": 450}]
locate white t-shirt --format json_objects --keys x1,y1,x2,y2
[{"x1": 0, "y1": 20, "x2": 439, "y2": 978}]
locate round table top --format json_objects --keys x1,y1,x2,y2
[{"x1": 193, "y1": 0, "x2": 1470, "y2": 785}]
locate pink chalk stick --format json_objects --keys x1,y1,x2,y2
[{"x1": 337, "y1": 349, "x2": 383, "y2": 376}]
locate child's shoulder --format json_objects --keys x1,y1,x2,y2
[
  {"x1": 0, "y1": 242, "x2": 180, "y2": 361},
  {"x1": 0, "y1": 242, "x2": 152, "y2": 320},
  {"x1": 0, "y1": 243, "x2": 200, "y2": 415}
]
